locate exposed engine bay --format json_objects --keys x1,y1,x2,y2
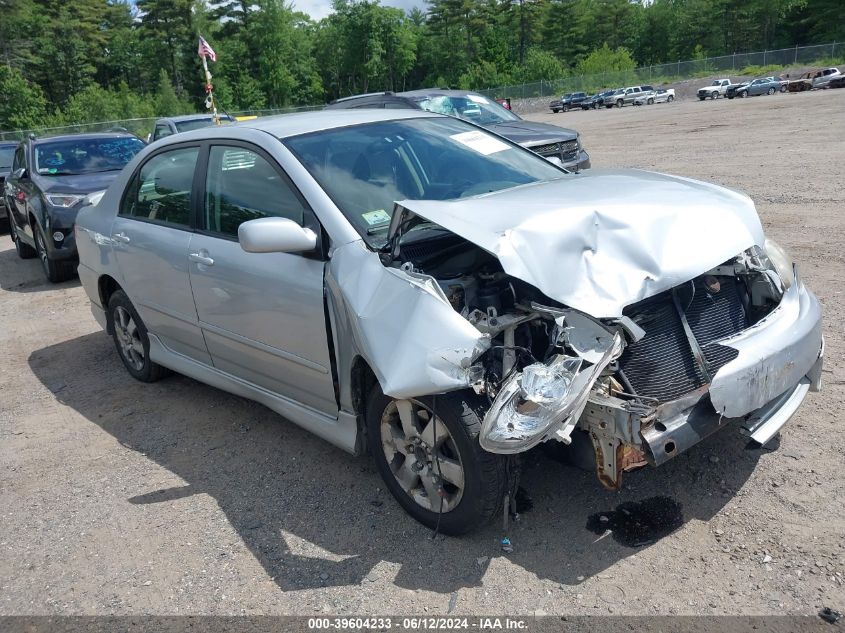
[{"x1": 385, "y1": 222, "x2": 788, "y2": 488}]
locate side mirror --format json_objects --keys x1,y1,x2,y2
[
  {"x1": 14, "y1": 167, "x2": 28, "y2": 180},
  {"x1": 238, "y1": 217, "x2": 317, "y2": 254}
]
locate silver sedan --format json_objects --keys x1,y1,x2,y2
[{"x1": 76, "y1": 110, "x2": 824, "y2": 534}]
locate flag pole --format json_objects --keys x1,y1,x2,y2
[{"x1": 199, "y1": 36, "x2": 220, "y2": 125}]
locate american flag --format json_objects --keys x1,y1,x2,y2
[{"x1": 198, "y1": 36, "x2": 217, "y2": 62}]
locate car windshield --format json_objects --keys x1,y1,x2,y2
[
  {"x1": 34, "y1": 137, "x2": 145, "y2": 176},
  {"x1": 285, "y1": 117, "x2": 565, "y2": 247},
  {"x1": 414, "y1": 94, "x2": 520, "y2": 125},
  {"x1": 0, "y1": 146, "x2": 15, "y2": 170}
]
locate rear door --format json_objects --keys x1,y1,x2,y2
[
  {"x1": 187, "y1": 142, "x2": 337, "y2": 415},
  {"x1": 111, "y1": 143, "x2": 211, "y2": 364}
]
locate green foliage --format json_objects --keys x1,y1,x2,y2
[
  {"x1": 0, "y1": 66, "x2": 47, "y2": 130},
  {"x1": 576, "y1": 43, "x2": 636, "y2": 76}
]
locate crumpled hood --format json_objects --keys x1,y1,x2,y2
[
  {"x1": 397, "y1": 169, "x2": 765, "y2": 318},
  {"x1": 488, "y1": 120, "x2": 577, "y2": 145}
]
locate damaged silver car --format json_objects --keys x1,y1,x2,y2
[{"x1": 75, "y1": 110, "x2": 824, "y2": 535}]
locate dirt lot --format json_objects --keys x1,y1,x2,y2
[{"x1": 1, "y1": 90, "x2": 844, "y2": 617}]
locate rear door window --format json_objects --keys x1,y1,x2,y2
[{"x1": 120, "y1": 147, "x2": 199, "y2": 228}]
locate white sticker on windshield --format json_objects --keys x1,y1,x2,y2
[
  {"x1": 362, "y1": 209, "x2": 391, "y2": 226},
  {"x1": 450, "y1": 131, "x2": 510, "y2": 156},
  {"x1": 467, "y1": 94, "x2": 489, "y2": 104}
]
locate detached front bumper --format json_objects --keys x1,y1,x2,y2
[{"x1": 579, "y1": 273, "x2": 823, "y2": 487}]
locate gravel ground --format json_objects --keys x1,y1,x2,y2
[{"x1": 1, "y1": 89, "x2": 844, "y2": 617}]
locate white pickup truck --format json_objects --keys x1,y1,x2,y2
[{"x1": 697, "y1": 79, "x2": 733, "y2": 100}]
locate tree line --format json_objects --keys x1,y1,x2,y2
[{"x1": 0, "y1": 0, "x2": 842, "y2": 131}]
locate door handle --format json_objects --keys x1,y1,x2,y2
[
  {"x1": 112, "y1": 232, "x2": 130, "y2": 244},
  {"x1": 189, "y1": 252, "x2": 214, "y2": 266}
]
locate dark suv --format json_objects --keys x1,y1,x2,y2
[
  {"x1": 326, "y1": 89, "x2": 590, "y2": 171},
  {"x1": 549, "y1": 92, "x2": 590, "y2": 112},
  {"x1": 0, "y1": 141, "x2": 17, "y2": 228},
  {"x1": 5, "y1": 132, "x2": 145, "y2": 282}
]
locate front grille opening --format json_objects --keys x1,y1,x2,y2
[{"x1": 618, "y1": 275, "x2": 746, "y2": 403}]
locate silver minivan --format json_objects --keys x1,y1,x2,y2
[{"x1": 76, "y1": 110, "x2": 823, "y2": 534}]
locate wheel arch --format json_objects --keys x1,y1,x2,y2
[{"x1": 98, "y1": 274, "x2": 123, "y2": 333}]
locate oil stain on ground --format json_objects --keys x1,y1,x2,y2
[{"x1": 586, "y1": 496, "x2": 683, "y2": 547}]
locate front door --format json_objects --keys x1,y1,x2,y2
[
  {"x1": 111, "y1": 144, "x2": 211, "y2": 364},
  {"x1": 187, "y1": 143, "x2": 336, "y2": 415}
]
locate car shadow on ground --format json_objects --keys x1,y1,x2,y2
[
  {"x1": 0, "y1": 244, "x2": 80, "y2": 292},
  {"x1": 28, "y1": 332, "x2": 768, "y2": 595}
]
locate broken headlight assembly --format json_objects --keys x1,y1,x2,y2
[{"x1": 480, "y1": 332, "x2": 623, "y2": 454}]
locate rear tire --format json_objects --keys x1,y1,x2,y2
[
  {"x1": 366, "y1": 386, "x2": 510, "y2": 535},
  {"x1": 667, "y1": 95, "x2": 674, "y2": 102},
  {"x1": 34, "y1": 225, "x2": 75, "y2": 283},
  {"x1": 108, "y1": 290, "x2": 169, "y2": 383}
]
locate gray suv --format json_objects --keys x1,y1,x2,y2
[
  {"x1": 75, "y1": 110, "x2": 823, "y2": 535},
  {"x1": 326, "y1": 89, "x2": 590, "y2": 171}
]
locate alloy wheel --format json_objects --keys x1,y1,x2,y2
[
  {"x1": 114, "y1": 305, "x2": 145, "y2": 371},
  {"x1": 380, "y1": 399, "x2": 465, "y2": 513}
]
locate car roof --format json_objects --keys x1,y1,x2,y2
[
  {"x1": 172, "y1": 109, "x2": 441, "y2": 141},
  {"x1": 395, "y1": 88, "x2": 489, "y2": 100}
]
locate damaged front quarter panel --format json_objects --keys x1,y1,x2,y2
[{"x1": 326, "y1": 240, "x2": 490, "y2": 402}]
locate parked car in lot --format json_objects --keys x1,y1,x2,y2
[
  {"x1": 326, "y1": 89, "x2": 590, "y2": 171},
  {"x1": 828, "y1": 75, "x2": 845, "y2": 89},
  {"x1": 611, "y1": 85, "x2": 656, "y2": 107},
  {"x1": 726, "y1": 77, "x2": 783, "y2": 99},
  {"x1": 581, "y1": 90, "x2": 616, "y2": 109},
  {"x1": 633, "y1": 88, "x2": 675, "y2": 105},
  {"x1": 5, "y1": 132, "x2": 145, "y2": 281},
  {"x1": 549, "y1": 92, "x2": 590, "y2": 112},
  {"x1": 697, "y1": 78, "x2": 733, "y2": 100},
  {"x1": 150, "y1": 114, "x2": 235, "y2": 143},
  {"x1": 0, "y1": 141, "x2": 17, "y2": 227},
  {"x1": 787, "y1": 71, "x2": 816, "y2": 92},
  {"x1": 812, "y1": 67, "x2": 841, "y2": 88},
  {"x1": 75, "y1": 109, "x2": 824, "y2": 535}
]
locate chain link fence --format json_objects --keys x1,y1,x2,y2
[
  {"x1": 478, "y1": 42, "x2": 844, "y2": 100},
  {"x1": 0, "y1": 105, "x2": 322, "y2": 142}
]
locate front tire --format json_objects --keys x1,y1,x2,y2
[
  {"x1": 108, "y1": 290, "x2": 169, "y2": 383},
  {"x1": 366, "y1": 387, "x2": 509, "y2": 535},
  {"x1": 767, "y1": 87, "x2": 775, "y2": 95},
  {"x1": 667, "y1": 95, "x2": 674, "y2": 102},
  {"x1": 10, "y1": 220, "x2": 36, "y2": 259},
  {"x1": 711, "y1": 91, "x2": 719, "y2": 99},
  {"x1": 616, "y1": 99, "x2": 624, "y2": 108},
  {"x1": 740, "y1": 90, "x2": 748, "y2": 98},
  {"x1": 647, "y1": 98, "x2": 654, "y2": 105},
  {"x1": 34, "y1": 225, "x2": 74, "y2": 283}
]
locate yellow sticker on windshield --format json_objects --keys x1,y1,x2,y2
[
  {"x1": 362, "y1": 209, "x2": 391, "y2": 226},
  {"x1": 450, "y1": 131, "x2": 510, "y2": 155}
]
